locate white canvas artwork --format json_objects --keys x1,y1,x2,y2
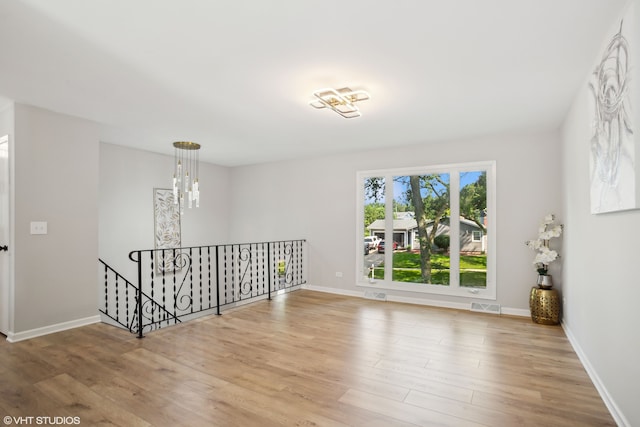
[
  {"x1": 589, "y1": 12, "x2": 637, "y2": 214},
  {"x1": 153, "y1": 188, "x2": 181, "y2": 272}
]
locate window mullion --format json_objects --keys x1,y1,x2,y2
[
  {"x1": 449, "y1": 172, "x2": 460, "y2": 288},
  {"x1": 384, "y1": 174, "x2": 394, "y2": 282}
]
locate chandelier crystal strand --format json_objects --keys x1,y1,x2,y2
[
  {"x1": 173, "y1": 145, "x2": 181, "y2": 204},
  {"x1": 185, "y1": 150, "x2": 191, "y2": 209},
  {"x1": 172, "y1": 141, "x2": 201, "y2": 215},
  {"x1": 193, "y1": 148, "x2": 200, "y2": 207}
]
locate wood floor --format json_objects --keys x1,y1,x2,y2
[{"x1": 0, "y1": 290, "x2": 615, "y2": 426}]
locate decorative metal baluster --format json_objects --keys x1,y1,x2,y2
[
  {"x1": 189, "y1": 248, "x2": 194, "y2": 313},
  {"x1": 290, "y1": 240, "x2": 294, "y2": 287},
  {"x1": 261, "y1": 242, "x2": 265, "y2": 295},
  {"x1": 207, "y1": 246, "x2": 211, "y2": 310},
  {"x1": 282, "y1": 241, "x2": 287, "y2": 288},
  {"x1": 173, "y1": 248, "x2": 178, "y2": 317},
  {"x1": 231, "y1": 245, "x2": 236, "y2": 302},
  {"x1": 198, "y1": 247, "x2": 203, "y2": 312},
  {"x1": 250, "y1": 244, "x2": 254, "y2": 297},
  {"x1": 292, "y1": 241, "x2": 297, "y2": 285},
  {"x1": 238, "y1": 244, "x2": 242, "y2": 300},
  {"x1": 131, "y1": 250, "x2": 143, "y2": 338},
  {"x1": 125, "y1": 273, "x2": 130, "y2": 328},
  {"x1": 267, "y1": 242, "x2": 272, "y2": 300},
  {"x1": 285, "y1": 241, "x2": 293, "y2": 287},
  {"x1": 247, "y1": 244, "x2": 252, "y2": 299},
  {"x1": 115, "y1": 275, "x2": 119, "y2": 324},
  {"x1": 150, "y1": 250, "x2": 155, "y2": 327},
  {"x1": 298, "y1": 242, "x2": 302, "y2": 284},
  {"x1": 276, "y1": 241, "x2": 280, "y2": 290},
  {"x1": 236, "y1": 244, "x2": 252, "y2": 300},
  {"x1": 215, "y1": 245, "x2": 221, "y2": 315},
  {"x1": 296, "y1": 240, "x2": 301, "y2": 285},
  {"x1": 223, "y1": 245, "x2": 228, "y2": 305},
  {"x1": 161, "y1": 250, "x2": 167, "y2": 326},
  {"x1": 283, "y1": 241, "x2": 288, "y2": 288},
  {"x1": 104, "y1": 264, "x2": 109, "y2": 317}
]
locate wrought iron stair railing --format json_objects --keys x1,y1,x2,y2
[
  {"x1": 100, "y1": 239, "x2": 306, "y2": 337},
  {"x1": 99, "y1": 259, "x2": 181, "y2": 334}
]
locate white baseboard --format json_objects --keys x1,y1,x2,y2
[
  {"x1": 387, "y1": 294, "x2": 469, "y2": 310},
  {"x1": 6, "y1": 315, "x2": 102, "y2": 343},
  {"x1": 500, "y1": 307, "x2": 530, "y2": 317},
  {"x1": 302, "y1": 284, "x2": 362, "y2": 298},
  {"x1": 562, "y1": 321, "x2": 629, "y2": 427},
  {"x1": 302, "y1": 284, "x2": 529, "y2": 317}
]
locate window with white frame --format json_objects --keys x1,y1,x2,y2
[{"x1": 357, "y1": 161, "x2": 496, "y2": 299}]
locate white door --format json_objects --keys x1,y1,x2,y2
[{"x1": 0, "y1": 135, "x2": 10, "y2": 335}]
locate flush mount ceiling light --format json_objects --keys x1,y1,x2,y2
[{"x1": 309, "y1": 87, "x2": 370, "y2": 118}]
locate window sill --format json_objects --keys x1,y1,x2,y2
[{"x1": 356, "y1": 280, "x2": 496, "y2": 300}]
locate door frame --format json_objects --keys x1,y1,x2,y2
[{"x1": 0, "y1": 134, "x2": 13, "y2": 336}]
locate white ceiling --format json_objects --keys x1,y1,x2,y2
[{"x1": 0, "y1": 0, "x2": 628, "y2": 166}]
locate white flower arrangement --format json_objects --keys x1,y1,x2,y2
[{"x1": 525, "y1": 214, "x2": 563, "y2": 275}]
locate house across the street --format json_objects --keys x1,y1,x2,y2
[{"x1": 367, "y1": 214, "x2": 485, "y2": 253}]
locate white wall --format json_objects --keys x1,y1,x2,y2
[
  {"x1": 229, "y1": 130, "x2": 563, "y2": 311},
  {"x1": 99, "y1": 142, "x2": 231, "y2": 281},
  {"x1": 560, "y1": 2, "x2": 639, "y2": 425},
  {"x1": 0, "y1": 103, "x2": 13, "y2": 135},
  {"x1": 12, "y1": 104, "x2": 99, "y2": 333}
]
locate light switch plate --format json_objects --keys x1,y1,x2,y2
[{"x1": 30, "y1": 221, "x2": 47, "y2": 235}]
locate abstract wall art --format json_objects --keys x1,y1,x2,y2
[
  {"x1": 589, "y1": 14, "x2": 638, "y2": 214},
  {"x1": 153, "y1": 188, "x2": 181, "y2": 272}
]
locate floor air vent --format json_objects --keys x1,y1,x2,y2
[
  {"x1": 364, "y1": 291, "x2": 387, "y2": 301},
  {"x1": 470, "y1": 302, "x2": 501, "y2": 315}
]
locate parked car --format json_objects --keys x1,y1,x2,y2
[
  {"x1": 364, "y1": 236, "x2": 380, "y2": 249},
  {"x1": 378, "y1": 240, "x2": 398, "y2": 253}
]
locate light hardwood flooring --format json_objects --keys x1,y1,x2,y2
[{"x1": 0, "y1": 290, "x2": 615, "y2": 426}]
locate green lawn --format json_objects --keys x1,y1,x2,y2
[
  {"x1": 374, "y1": 252, "x2": 487, "y2": 287},
  {"x1": 391, "y1": 252, "x2": 486, "y2": 270}
]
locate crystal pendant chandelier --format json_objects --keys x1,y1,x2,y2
[{"x1": 172, "y1": 141, "x2": 200, "y2": 215}]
